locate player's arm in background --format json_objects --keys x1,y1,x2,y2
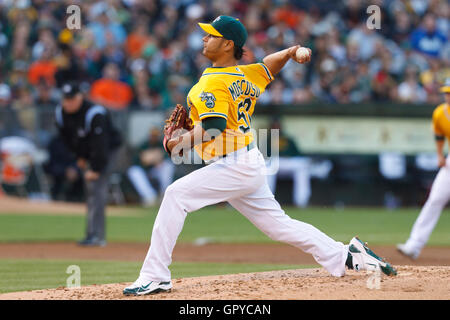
[
  {"x1": 262, "y1": 45, "x2": 311, "y2": 76},
  {"x1": 435, "y1": 137, "x2": 446, "y2": 167},
  {"x1": 432, "y1": 109, "x2": 446, "y2": 168}
]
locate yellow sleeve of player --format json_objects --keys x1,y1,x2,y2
[
  {"x1": 195, "y1": 77, "x2": 230, "y2": 121},
  {"x1": 432, "y1": 106, "x2": 444, "y2": 136},
  {"x1": 238, "y1": 63, "x2": 274, "y2": 90}
]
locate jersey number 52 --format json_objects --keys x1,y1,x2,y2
[{"x1": 237, "y1": 98, "x2": 252, "y2": 133}]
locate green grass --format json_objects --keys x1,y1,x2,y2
[
  {"x1": 0, "y1": 259, "x2": 312, "y2": 294},
  {"x1": 0, "y1": 206, "x2": 449, "y2": 245},
  {"x1": 1, "y1": 206, "x2": 449, "y2": 294}
]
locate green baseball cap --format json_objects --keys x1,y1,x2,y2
[{"x1": 198, "y1": 15, "x2": 248, "y2": 48}]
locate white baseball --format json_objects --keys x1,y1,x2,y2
[{"x1": 295, "y1": 47, "x2": 310, "y2": 61}]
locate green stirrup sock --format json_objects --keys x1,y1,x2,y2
[{"x1": 345, "y1": 252, "x2": 354, "y2": 269}]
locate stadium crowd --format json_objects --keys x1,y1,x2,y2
[
  {"x1": 0, "y1": 0, "x2": 448, "y2": 115},
  {"x1": 0, "y1": 0, "x2": 448, "y2": 205}
]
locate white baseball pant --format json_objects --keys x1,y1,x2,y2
[
  {"x1": 404, "y1": 156, "x2": 450, "y2": 255},
  {"x1": 138, "y1": 147, "x2": 348, "y2": 282}
]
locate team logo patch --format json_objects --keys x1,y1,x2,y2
[{"x1": 200, "y1": 91, "x2": 216, "y2": 109}]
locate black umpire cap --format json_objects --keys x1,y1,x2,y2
[{"x1": 61, "y1": 83, "x2": 81, "y2": 99}]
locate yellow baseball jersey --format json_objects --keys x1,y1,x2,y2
[
  {"x1": 187, "y1": 63, "x2": 274, "y2": 161},
  {"x1": 432, "y1": 103, "x2": 450, "y2": 139}
]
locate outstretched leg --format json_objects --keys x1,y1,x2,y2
[{"x1": 228, "y1": 182, "x2": 348, "y2": 277}]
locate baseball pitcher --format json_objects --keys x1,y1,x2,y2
[{"x1": 124, "y1": 16, "x2": 397, "y2": 296}]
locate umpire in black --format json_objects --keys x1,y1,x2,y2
[{"x1": 55, "y1": 83, "x2": 122, "y2": 246}]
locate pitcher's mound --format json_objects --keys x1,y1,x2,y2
[{"x1": 1, "y1": 266, "x2": 449, "y2": 300}]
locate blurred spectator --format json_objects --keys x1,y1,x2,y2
[
  {"x1": 31, "y1": 27, "x2": 57, "y2": 61},
  {"x1": 125, "y1": 18, "x2": 153, "y2": 59},
  {"x1": 11, "y1": 86, "x2": 33, "y2": 110},
  {"x1": 311, "y1": 57, "x2": 339, "y2": 103},
  {"x1": 90, "y1": 62, "x2": 133, "y2": 110},
  {"x1": 8, "y1": 22, "x2": 32, "y2": 83},
  {"x1": 326, "y1": 28, "x2": 346, "y2": 65},
  {"x1": 129, "y1": 59, "x2": 153, "y2": 110},
  {"x1": 127, "y1": 127, "x2": 175, "y2": 206},
  {"x1": 0, "y1": 83, "x2": 11, "y2": 107},
  {"x1": 7, "y1": 0, "x2": 38, "y2": 25},
  {"x1": 54, "y1": 43, "x2": 83, "y2": 88},
  {"x1": 410, "y1": 13, "x2": 447, "y2": 58},
  {"x1": 261, "y1": 80, "x2": 293, "y2": 105},
  {"x1": 33, "y1": 78, "x2": 60, "y2": 106},
  {"x1": 0, "y1": 83, "x2": 24, "y2": 137},
  {"x1": 420, "y1": 58, "x2": 448, "y2": 105},
  {"x1": 352, "y1": 63, "x2": 372, "y2": 103},
  {"x1": 432, "y1": 0, "x2": 449, "y2": 36},
  {"x1": 347, "y1": 23, "x2": 383, "y2": 61},
  {"x1": 0, "y1": 0, "x2": 447, "y2": 115},
  {"x1": 0, "y1": 135, "x2": 38, "y2": 194},
  {"x1": 44, "y1": 135, "x2": 84, "y2": 202},
  {"x1": 342, "y1": 0, "x2": 365, "y2": 30},
  {"x1": 86, "y1": 2, "x2": 127, "y2": 50},
  {"x1": 397, "y1": 67, "x2": 428, "y2": 103},
  {"x1": 28, "y1": 45, "x2": 57, "y2": 87},
  {"x1": 273, "y1": 2, "x2": 304, "y2": 30},
  {"x1": 0, "y1": 34, "x2": 7, "y2": 68},
  {"x1": 389, "y1": 10, "x2": 413, "y2": 46},
  {"x1": 344, "y1": 40, "x2": 361, "y2": 72},
  {"x1": 371, "y1": 54, "x2": 398, "y2": 101},
  {"x1": 279, "y1": 59, "x2": 311, "y2": 103},
  {"x1": 402, "y1": 42, "x2": 430, "y2": 74},
  {"x1": 331, "y1": 71, "x2": 359, "y2": 103}
]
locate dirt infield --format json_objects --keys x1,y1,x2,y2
[
  {"x1": 1, "y1": 266, "x2": 449, "y2": 300},
  {"x1": 0, "y1": 195, "x2": 142, "y2": 216},
  {"x1": 0, "y1": 242, "x2": 449, "y2": 300},
  {"x1": 0, "y1": 242, "x2": 450, "y2": 266},
  {"x1": 1, "y1": 196, "x2": 449, "y2": 300}
]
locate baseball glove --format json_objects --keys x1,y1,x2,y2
[{"x1": 163, "y1": 104, "x2": 194, "y2": 155}]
